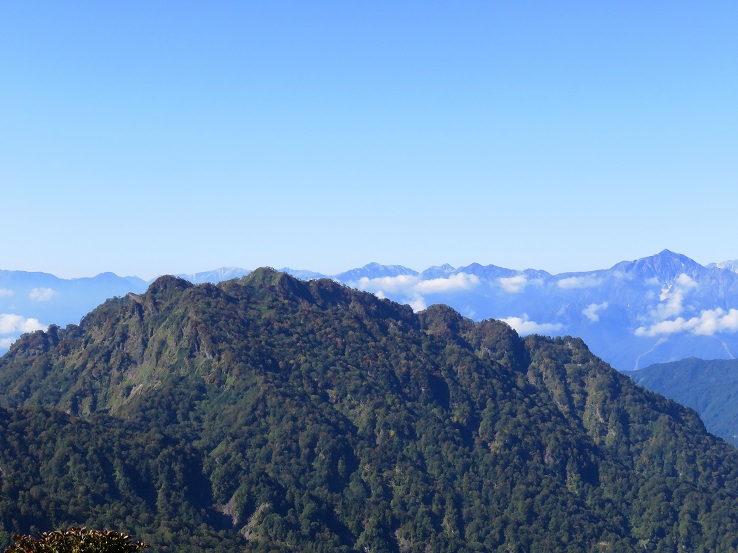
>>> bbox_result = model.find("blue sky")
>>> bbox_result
[2,1,737,279]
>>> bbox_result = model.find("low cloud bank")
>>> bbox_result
[655,274,697,319]
[501,315,563,336]
[0,313,47,349]
[356,275,419,294]
[416,273,480,294]
[499,275,528,293]
[356,273,479,296]
[557,275,601,289]
[633,274,736,338]
[355,273,480,313]
[636,308,738,338]
[0,313,46,335]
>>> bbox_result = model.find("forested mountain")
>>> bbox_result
[626,358,738,448]
[2,269,738,551]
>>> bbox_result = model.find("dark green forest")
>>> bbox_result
[2,269,738,551]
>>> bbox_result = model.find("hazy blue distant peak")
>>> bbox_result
[0,269,146,290]
[709,259,738,273]
[520,268,553,279]
[334,262,419,282]
[0,270,64,287]
[420,264,456,279]
[608,249,706,281]
[177,267,252,284]
[455,263,518,280]
[125,275,151,286]
[71,272,148,287]
[87,272,122,279]
[280,268,327,280]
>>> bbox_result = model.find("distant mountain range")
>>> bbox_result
[4,250,738,371]
[0,270,148,350]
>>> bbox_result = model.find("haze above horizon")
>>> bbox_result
[2,2,737,280]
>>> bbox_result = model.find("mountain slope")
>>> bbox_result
[0,405,245,551]
[2,270,738,550]
[626,358,738,447]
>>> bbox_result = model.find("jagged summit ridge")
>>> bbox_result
[610,249,706,281]
[334,262,419,282]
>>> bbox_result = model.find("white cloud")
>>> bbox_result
[635,318,688,337]
[635,308,738,338]
[499,275,528,293]
[0,314,47,335]
[0,337,14,349]
[691,308,738,336]
[501,314,564,336]
[634,275,722,338]
[29,287,57,302]
[0,289,14,298]
[357,273,479,296]
[655,273,698,319]
[356,273,479,314]
[408,297,427,312]
[415,273,479,294]
[356,275,419,295]
[582,302,609,322]
[556,275,601,289]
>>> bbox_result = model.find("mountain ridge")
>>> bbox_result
[5,250,738,370]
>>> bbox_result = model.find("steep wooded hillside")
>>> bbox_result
[0,405,245,551]
[626,357,738,447]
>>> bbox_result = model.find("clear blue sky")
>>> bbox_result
[2,1,737,279]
